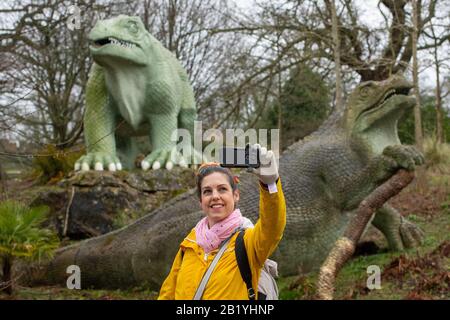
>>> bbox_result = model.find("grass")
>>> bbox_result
[1,286,159,300]
[423,139,450,171]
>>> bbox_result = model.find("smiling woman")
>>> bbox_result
[198,170,240,226]
[158,146,287,300]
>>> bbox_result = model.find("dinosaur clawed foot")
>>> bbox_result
[382,145,425,172]
[141,146,203,171]
[74,152,122,172]
[399,217,424,249]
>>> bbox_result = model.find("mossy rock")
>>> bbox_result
[31,169,196,239]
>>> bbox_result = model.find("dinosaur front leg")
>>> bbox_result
[141,113,183,171]
[342,145,425,209]
[75,64,122,172]
[372,204,424,251]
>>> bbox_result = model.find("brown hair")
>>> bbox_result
[196,163,239,199]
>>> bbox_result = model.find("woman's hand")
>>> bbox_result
[250,144,279,186]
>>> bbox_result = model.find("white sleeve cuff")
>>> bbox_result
[268,182,278,194]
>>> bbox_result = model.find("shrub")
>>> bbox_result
[32,145,84,184]
[0,200,59,295]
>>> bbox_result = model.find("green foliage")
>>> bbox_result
[0,201,59,261]
[32,145,85,184]
[398,96,450,144]
[258,65,331,149]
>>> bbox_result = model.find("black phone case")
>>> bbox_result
[219,145,260,169]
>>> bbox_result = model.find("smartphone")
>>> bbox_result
[219,144,260,169]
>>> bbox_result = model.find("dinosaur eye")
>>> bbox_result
[359,84,373,98]
[127,21,139,34]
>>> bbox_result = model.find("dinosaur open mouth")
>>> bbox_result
[92,37,137,49]
[360,85,414,121]
[379,87,411,104]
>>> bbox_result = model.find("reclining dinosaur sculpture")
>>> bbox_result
[34,74,424,290]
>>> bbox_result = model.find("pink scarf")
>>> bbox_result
[195,208,243,253]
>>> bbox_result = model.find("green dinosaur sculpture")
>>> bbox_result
[74,15,199,172]
[37,75,424,290]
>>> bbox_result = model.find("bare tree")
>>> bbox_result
[178,0,446,136]
[0,0,105,148]
[222,0,440,82]
[422,19,448,143]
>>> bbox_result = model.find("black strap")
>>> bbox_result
[235,230,256,300]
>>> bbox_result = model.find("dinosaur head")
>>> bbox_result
[344,74,415,154]
[88,15,150,67]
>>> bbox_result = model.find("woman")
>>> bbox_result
[158,145,286,300]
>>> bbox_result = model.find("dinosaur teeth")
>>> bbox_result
[105,37,136,49]
[382,89,396,102]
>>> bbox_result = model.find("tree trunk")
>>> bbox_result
[167,0,177,52]
[143,0,150,28]
[326,0,344,112]
[430,22,444,143]
[277,34,283,147]
[412,0,427,191]
[412,0,424,150]
[434,59,444,144]
[1,255,13,295]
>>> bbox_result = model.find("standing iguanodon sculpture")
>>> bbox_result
[31,74,425,292]
[74,15,200,172]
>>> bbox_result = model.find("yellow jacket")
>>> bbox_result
[158,179,286,300]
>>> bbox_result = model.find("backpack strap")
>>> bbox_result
[193,232,235,300]
[235,230,257,300]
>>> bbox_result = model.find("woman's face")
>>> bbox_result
[199,172,239,227]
